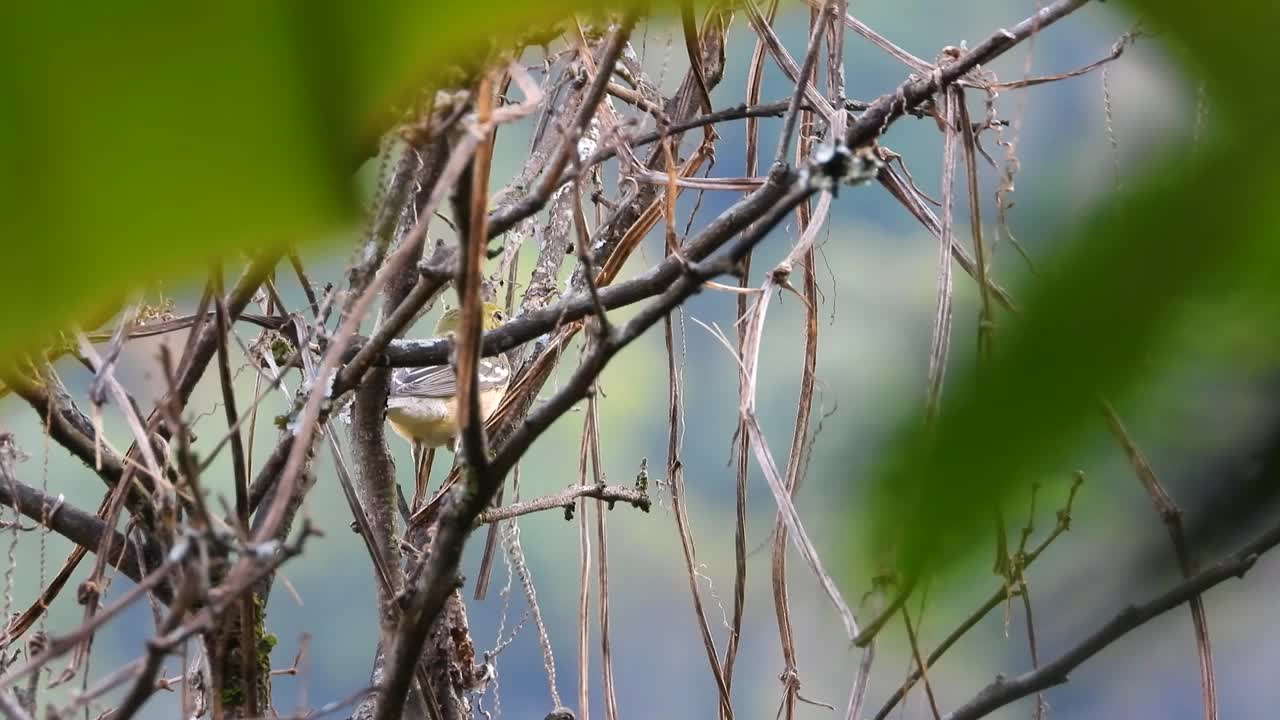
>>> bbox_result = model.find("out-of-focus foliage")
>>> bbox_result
[0,0,641,362]
[865,0,1280,576]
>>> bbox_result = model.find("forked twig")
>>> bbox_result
[874,473,1083,719]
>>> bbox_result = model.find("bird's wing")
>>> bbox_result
[390,357,511,399]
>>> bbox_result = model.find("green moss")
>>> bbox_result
[221,685,244,706]
[269,336,293,367]
[258,632,278,663]
[219,596,275,713]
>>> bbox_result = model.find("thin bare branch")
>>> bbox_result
[588,395,620,720]
[845,0,1092,149]
[823,1,933,72]
[986,30,1140,90]
[724,1,775,700]
[667,310,735,720]
[454,74,498,475]
[772,1,833,166]
[877,166,1017,313]
[108,573,199,720]
[874,472,1083,719]
[772,53,825,714]
[211,270,251,528]
[953,88,996,361]
[476,484,649,525]
[0,688,32,720]
[926,85,960,421]
[902,606,942,720]
[743,0,836,122]
[575,399,592,720]
[945,512,1280,720]
[1101,401,1218,720]
[488,15,639,239]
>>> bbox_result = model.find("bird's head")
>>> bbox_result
[433,302,508,335]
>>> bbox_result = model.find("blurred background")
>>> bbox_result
[6,1,1276,718]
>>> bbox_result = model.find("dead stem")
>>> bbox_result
[1101,401,1218,720]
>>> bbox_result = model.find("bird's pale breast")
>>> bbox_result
[386,388,506,449]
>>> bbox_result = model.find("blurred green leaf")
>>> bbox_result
[863,0,1280,576]
[0,0,639,362]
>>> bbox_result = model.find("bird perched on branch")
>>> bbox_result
[386,303,511,510]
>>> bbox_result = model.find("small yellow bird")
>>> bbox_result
[387,303,511,509]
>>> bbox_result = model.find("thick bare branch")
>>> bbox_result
[0,436,156,588]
